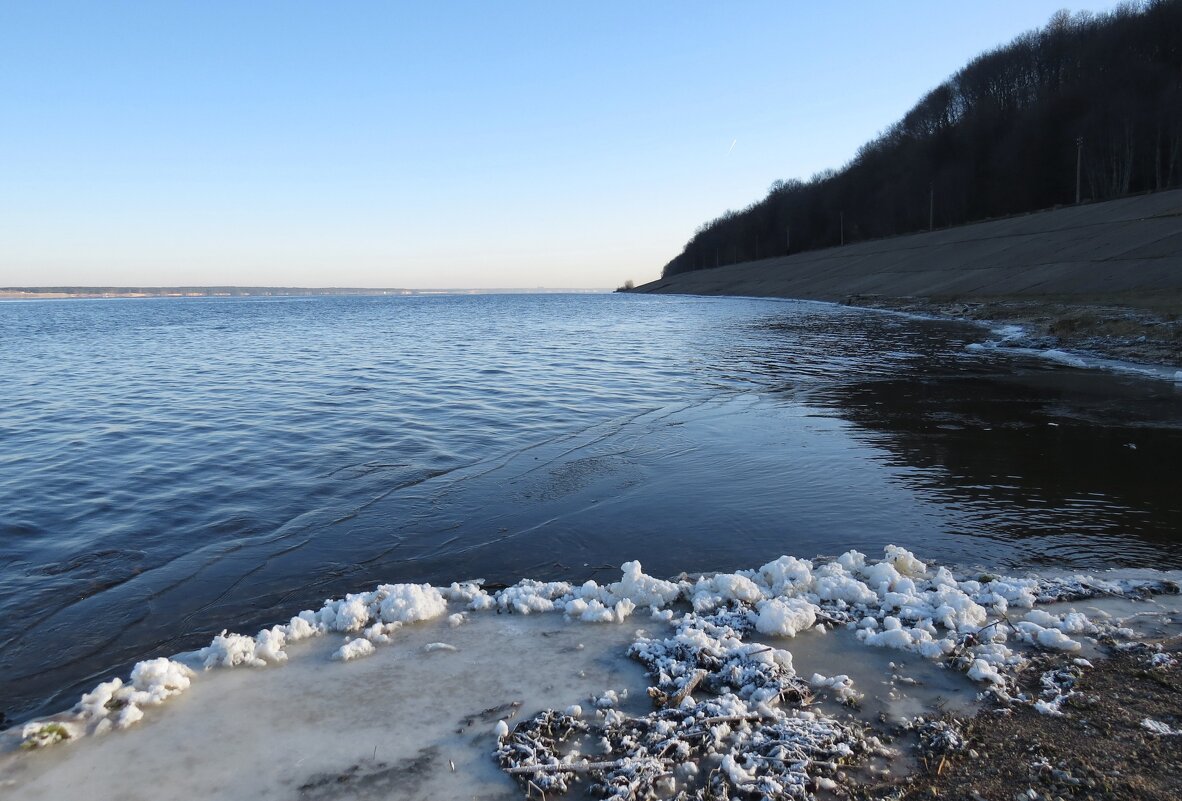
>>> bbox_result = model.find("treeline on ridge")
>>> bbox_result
[662,1,1182,278]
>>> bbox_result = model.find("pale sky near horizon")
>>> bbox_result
[1,1,1126,289]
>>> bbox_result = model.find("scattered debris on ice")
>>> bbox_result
[910,717,968,755]
[495,703,877,800]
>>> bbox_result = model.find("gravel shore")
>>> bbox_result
[841,294,1182,369]
[879,641,1182,801]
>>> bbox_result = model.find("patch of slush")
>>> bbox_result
[2,546,1179,800]
[783,627,979,723]
[1039,591,1182,661]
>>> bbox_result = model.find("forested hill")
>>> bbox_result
[662,1,1182,278]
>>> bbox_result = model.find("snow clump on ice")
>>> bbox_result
[38,658,196,740]
[753,597,817,637]
[331,638,376,662]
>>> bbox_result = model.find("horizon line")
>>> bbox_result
[0,286,617,302]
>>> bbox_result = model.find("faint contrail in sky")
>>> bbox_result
[726,138,737,156]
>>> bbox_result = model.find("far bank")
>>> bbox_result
[631,190,1182,367]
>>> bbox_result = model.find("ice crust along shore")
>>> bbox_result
[964,319,1182,382]
[3,547,1180,801]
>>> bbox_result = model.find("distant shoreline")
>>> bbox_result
[0,287,608,300]
[631,189,1182,368]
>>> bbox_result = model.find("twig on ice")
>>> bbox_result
[507,757,668,776]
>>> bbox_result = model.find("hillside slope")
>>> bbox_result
[636,189,1182,306]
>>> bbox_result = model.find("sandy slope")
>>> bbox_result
[633,190,1182,367]
[635,190,1182,303]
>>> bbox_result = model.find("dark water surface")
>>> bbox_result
[2,293,1180,722]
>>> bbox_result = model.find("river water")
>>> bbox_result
[1,293,1179,723]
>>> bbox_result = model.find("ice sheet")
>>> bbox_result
[0,613,651,801]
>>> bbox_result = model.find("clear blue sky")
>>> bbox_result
[0,1,1124,289]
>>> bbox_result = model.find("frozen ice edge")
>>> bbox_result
[3,545,1180,800]
[965,319,1182,382]
[656,295,1181,381]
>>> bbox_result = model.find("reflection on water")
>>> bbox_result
[812,368,1182,567]
[0,294,1179,723]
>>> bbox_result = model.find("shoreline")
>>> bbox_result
[891,642,1182,800]
[631,288,1182,376]
[840,294,1182,372]
[630,187,1182,372]
[4,548,1180,800]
